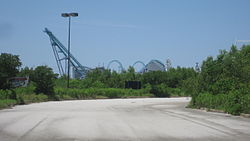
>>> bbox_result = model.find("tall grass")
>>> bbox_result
[191,91,250,115]
[54,87,153,100]
[14,87,48,104]
[0,99,17,109]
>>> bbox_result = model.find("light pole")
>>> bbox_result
[61,12,78,88]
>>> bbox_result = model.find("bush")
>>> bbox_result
[16,93,48,104]
[224,91,242,115]
[14,86,35,95]
[54,87,153,100]
[0,53,22,89]
[151,84,170,97]
[33,66,56,95]
[168,88,186,97]
[0,99,17,109]
[14,86,48,104]
[241,94,250,114]
[0,89,14,100]
[191,91,250,115]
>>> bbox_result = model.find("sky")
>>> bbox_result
[1,0,250,73]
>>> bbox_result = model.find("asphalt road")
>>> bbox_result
[0,97,250,141]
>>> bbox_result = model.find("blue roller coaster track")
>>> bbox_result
[44,28,91,78]
[107,60,125,72]
[44,27,166,77]
[132,61,146,73]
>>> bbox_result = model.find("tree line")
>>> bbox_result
[186,45,250,115]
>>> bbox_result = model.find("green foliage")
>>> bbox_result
[191,45,250,115]
[16,93,48,104]
[199,45,250,94]
[3,45,249,116]
[241,94,250,114]
[141,67,197,96]
[181,76,200,97]
[0,87,48,106]
[18,67,34,81]
[14,86,48,104]
[0,89,15,100]
[144,83,152,94]
[33,66,56,95]
[14,86,35,95]
[0,99,17,109]
[0,53,22,89]
[168,88,186,97]
[191,91,250,115]
[54,87,153,100]
[224,91,242,115]
[192,93,227,110]
[151,84,170,97]
[54,66,195,98]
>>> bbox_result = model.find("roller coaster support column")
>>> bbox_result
[61,12,78,88]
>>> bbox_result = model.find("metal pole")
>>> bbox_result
[67,16,71,88]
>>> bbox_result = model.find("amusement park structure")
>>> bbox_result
[132,61,146,72]
[44,28,91,78]
[44,28,167,78]
[107,60,125,73]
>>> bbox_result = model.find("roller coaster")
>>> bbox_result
[44,28,91,78]
[44,28,166,78]
[107,60,125,73]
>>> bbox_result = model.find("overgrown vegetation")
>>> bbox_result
[188,45,250,115]
[32,66,56,95]
[0,53,22,89]
[53,66,196,97]
[1,45,250,116]
[0,86,48,109]
[0,52,194,109]
[54,88,152,100]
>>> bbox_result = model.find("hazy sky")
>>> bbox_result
[1,0,250,73]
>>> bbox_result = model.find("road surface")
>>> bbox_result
[0,97,250,141]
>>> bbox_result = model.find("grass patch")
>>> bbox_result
[54,88,153,100]
[0,99,17,109]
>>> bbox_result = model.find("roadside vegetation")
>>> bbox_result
[0,53,194,109]
[1,45,250,116]
[186,45,250,115]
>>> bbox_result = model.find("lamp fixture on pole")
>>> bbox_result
[61,12,78,88]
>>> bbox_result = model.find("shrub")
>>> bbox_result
[32,66,56,95]
[14,86,48,104]
[241,94,250,114]
[224,91,242,115]
[191,90,250,115]
[0,99,17,109]
[151,84,170,97]
[0,53,22,89]
[0,89,13,100]
[54,87,153,100]
[168,88,186,97]
[16,93,48,104]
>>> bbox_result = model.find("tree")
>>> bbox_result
[0,53,22,89]
[32,66,56,95]
[126,66,136,80]
[18,67,34,81]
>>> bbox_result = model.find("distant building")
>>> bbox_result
[143,60,166,72]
